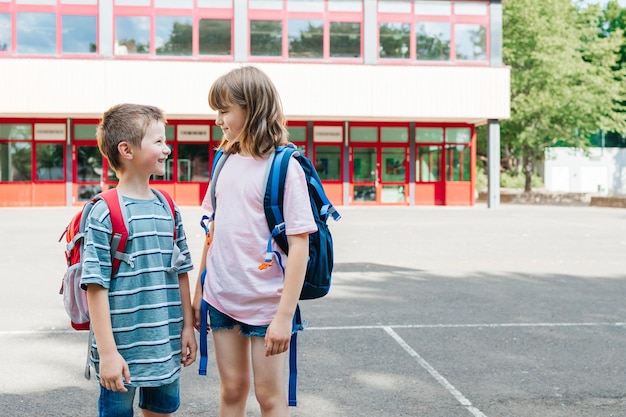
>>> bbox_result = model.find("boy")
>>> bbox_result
[81,103,196,417]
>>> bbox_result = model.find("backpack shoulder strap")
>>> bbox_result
[264,144,298,255]
[97,188,129,275]
[209,149,228,220]
[152,188,177,240]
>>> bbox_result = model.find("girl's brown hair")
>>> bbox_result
[96,103,166,172]
[208,66,288,158]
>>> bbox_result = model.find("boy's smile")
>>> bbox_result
[133,120,170,177]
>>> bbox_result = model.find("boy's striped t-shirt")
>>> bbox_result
[80,195,193,387]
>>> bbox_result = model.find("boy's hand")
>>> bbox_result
[264,315,292,356]
[99,351,131,392]
[180,326,197,366]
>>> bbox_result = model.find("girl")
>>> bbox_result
[193,66,316,417]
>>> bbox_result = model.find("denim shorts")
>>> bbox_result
[207,303,269,337]
[98,379,180,417]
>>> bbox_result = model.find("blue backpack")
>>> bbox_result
[198,143,341,406]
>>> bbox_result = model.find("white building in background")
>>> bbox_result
[0,0,509,207]
[544,147,626,195]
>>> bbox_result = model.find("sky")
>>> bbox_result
[580,0,626,6]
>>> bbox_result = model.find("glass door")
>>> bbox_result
[350,124,409,204]
[381,146,407,203]
[352,146,377,202]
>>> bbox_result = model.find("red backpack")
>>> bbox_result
[59,188,176,331]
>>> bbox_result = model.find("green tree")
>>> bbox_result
[157,21,192,56]
[502,0,626,191]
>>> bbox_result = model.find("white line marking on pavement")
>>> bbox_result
[383,326,488,417]
[305,322,625,331]
[1,321,623,336]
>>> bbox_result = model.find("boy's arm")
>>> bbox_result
[86,284,130,392]
[178,271,197,366]
[265,232,308,357]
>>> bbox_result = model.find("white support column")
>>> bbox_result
[233,0,248,62]
[487,119,501,208]
[99,0,113,57]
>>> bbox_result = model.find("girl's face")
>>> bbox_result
[215,103,246,144]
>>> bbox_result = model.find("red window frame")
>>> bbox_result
[113,1,234,61]
[248,1,363,64]
[377,0,490,66]
[0,1,98,58]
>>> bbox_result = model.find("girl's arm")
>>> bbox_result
[265,232,309,356]
[192,223,212,331]
[86,284,131,392]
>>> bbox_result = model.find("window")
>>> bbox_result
[382,148,405,182]
[416,127,444,143]
[0,143,31,181]
[315,145,341,181]
[62,15,97,53]
[177,143,209,182]
[0,124,32,182]
[112,2,233,59]
[199,19,231,55]
[0,13,10,52]
[379,22,410,59]
[115,16,150,54]
[416,127,443,182]
[156,15,192,56]
[377,0,489,64]
[76,145,101,182]
[73,123,97,140]
[353,147,376,182]
[250,20,282,56]
[445,128,471,181]
[2,2,99,56]
[381,127,408,143]
[350,127,377,142]
[330,22,361,58]
[416,22,450,61]
[249,0,363,61]
[212,125,223,142]
[455,23,486,61]
[445,144,470,181]
[17,12,56,54]
[417,146,441,181]
[288,19,323,59]
[36,144,64,180]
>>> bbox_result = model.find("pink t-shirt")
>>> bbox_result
[201,153,317,325]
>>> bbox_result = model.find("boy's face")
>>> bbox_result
[132,120,170,177]
[215,103,246,144]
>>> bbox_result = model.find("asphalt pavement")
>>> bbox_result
[0,204,625,417]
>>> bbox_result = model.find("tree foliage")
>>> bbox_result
[499,0,626,191]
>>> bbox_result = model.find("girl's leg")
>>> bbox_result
[250,337,289,417]
[213,328,252,417]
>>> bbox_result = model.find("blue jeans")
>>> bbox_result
[207,303,303,336]
[98,379,180,417]
[207,303,270,337]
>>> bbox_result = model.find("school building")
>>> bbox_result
[0,0,509,207]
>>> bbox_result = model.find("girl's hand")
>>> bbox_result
[264,315,292,356]
[192,289,202,332]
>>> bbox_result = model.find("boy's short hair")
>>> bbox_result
[97,103,167,172]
